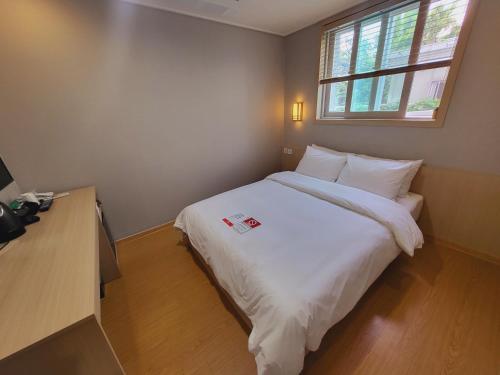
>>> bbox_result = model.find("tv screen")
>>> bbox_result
[0,158,14,190]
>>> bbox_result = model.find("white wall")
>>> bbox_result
[0,0,285,238]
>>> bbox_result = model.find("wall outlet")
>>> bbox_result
[283,147,294,155]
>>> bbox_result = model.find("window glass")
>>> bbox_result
[317,0,471,122]
[373,74,406,111]
[418,0,469,63]
[381,3,419,69]
[332,27,354,77]
[351,78,373,112]
[406,67,449,117]
[327,82,348,112]
[356,18,382,73]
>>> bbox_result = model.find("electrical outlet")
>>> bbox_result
[287,148,293,155]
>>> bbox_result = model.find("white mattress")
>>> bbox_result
[175,172,423,375]
[397,192,424,220]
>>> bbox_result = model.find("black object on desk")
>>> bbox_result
[39,198,53,212]
[12,201,40,226]
[0,201,26,243]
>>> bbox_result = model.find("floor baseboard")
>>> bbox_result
[424,235,500,266]
[115,221,174,247]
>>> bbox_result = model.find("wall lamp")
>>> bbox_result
[292,102,303,121]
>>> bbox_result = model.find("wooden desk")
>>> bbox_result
[0,187,124,374]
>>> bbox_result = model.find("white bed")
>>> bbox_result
[397,192,424,220]
[175,171,423,375]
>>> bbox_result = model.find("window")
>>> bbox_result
[317,0,475,125]
[429,79,446,98]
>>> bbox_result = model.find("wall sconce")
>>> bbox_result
[292,102,303,121]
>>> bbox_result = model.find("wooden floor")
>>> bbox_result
[101,225,500,375]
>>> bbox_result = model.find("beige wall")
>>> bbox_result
[284,0,500,175]
[0,0,284,239]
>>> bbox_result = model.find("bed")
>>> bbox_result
[175,171,423,375]
[396,192,424,221]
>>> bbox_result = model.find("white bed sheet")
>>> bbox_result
[397,192,424,220]
[175,172,423,375]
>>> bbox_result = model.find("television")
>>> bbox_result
[0,157,20,204]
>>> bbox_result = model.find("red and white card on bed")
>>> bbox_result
[223,213,261,234]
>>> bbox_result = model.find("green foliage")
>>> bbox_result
[351,78,373,111]
[329,82,348,112]
[332,30,354,76]
[407,98,440,111]
[379,101,400,111]
[390,8,418,54]
[423,5,461,44]
[356,20,381,73]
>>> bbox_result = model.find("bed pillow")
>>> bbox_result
[358,154,422,197]
[296,146,347,181]
[337,154,414,200]
[397,159,423,196]
[312,144,423,196]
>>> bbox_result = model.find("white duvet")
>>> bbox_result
[175,171,423,375]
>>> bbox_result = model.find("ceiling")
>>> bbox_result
[120,0,365,36]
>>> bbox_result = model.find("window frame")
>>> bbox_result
[314,0,479,127]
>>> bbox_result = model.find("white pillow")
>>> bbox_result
[312,145,422,196]
[357,154,422,197]
[398,160,422,196]
[337,154,414,200]
[296,146,347,181]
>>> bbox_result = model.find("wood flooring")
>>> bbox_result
[101,225,500,375]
